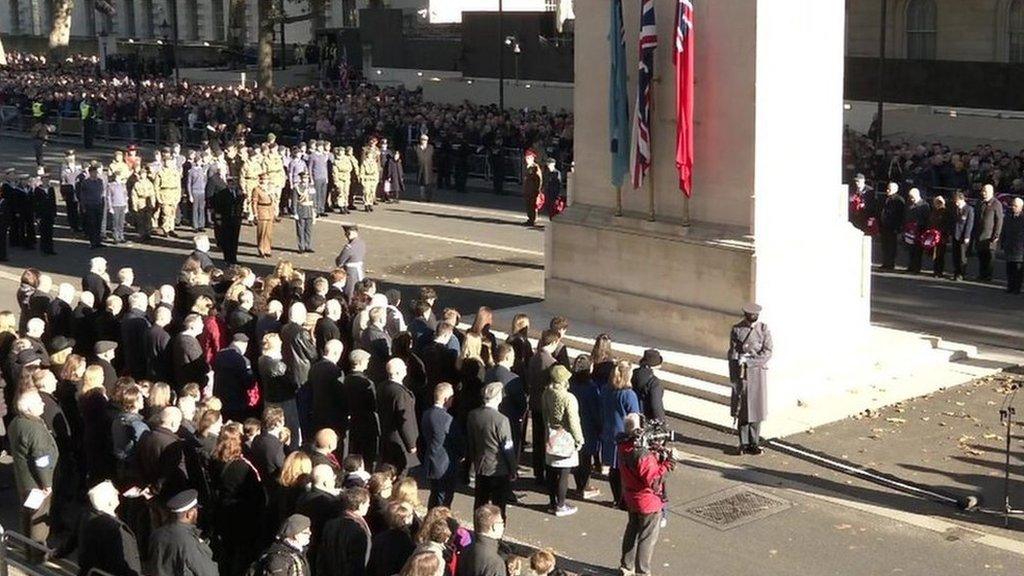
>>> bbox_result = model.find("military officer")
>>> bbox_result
[359,139,380,212]
[332,146,357,214]
[60,150,82,232]
[210,164,244,264]
[335,224,366,298]
[727,303,773,455]
[154,150,183,237]
[146,489,218,576]
[240,147,262,223]
[253,174,276,258]
[265,136,287,219]
[32,171,57,255]
[522,150,543,227]
[131,166,158,242]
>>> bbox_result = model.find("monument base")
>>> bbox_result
[544,204,754,357]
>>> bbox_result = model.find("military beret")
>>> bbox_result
[641,349,663,367]
[167,489,199,513]
[278,514,311,539]
[48,335,76,354]
[94,340,118,355]
[742,303,763,315]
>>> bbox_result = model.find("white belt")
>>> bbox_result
[344,262,365,278]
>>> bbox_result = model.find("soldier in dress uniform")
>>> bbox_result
[131,166,158,242]
[15,173,36,249]
[727,303,773,455]
[522,150,543,226]
[335,225,366,298]
[32,171,57,255]
[253,174,276,258]
[210,165,244,264]
[60,150,82,232]
[341,146,359,214]
[265,136,287,220]
[330,147,352,215]
[154,150,183,237]
[3,170,22,248]
[359,139,380,212]
[241,147,263,224]
[147,489,218,576]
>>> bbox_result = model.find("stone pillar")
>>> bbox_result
[547,0,871,411]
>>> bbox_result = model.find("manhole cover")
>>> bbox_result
[674,486,792,531]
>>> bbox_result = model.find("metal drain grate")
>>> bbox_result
[675,486,792,531]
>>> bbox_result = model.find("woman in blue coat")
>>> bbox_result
[600,360,639,507]
[569,354,602,500]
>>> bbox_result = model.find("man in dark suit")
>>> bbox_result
[315,300,344,357]
[295,464,341,570]
[46,283,76,340]
[376,359,419,476]
[281,302,318,440]
[878,182,906,270]
[133,407,189,497]
[420,382,457,508]
[950,191,975,281]
[976,184,1005,282]
[1001,197,1024,293]
[310,339,346,437]
[342,350,380,470]
[82,256,111,304]
[457,504,507,576]
[93,340,119,394]
[120,293,152,380]
[903,188,930,273]
[317,487,372,576]
[421,322,459,391]
[212,334,254,423]
[227,290,256,341]
[170,315,208,393]
[146,306,174,383]
[188,234,215,270]
[250,407,288,485]
[209,165,243,264]
[33,177,57,255]
[466,382,517,519]
[78,481,143,576]
[487,343,527,466]
[361,307,391,383]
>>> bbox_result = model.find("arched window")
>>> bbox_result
[1010,0,1024,62]
[905,0,937,60]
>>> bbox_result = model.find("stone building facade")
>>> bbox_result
[847,0,1024,62]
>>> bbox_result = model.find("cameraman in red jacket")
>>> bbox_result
[617,413,673,576]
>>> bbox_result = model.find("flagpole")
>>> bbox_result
[683,193,691,226]
[615,185,623,216]
[647,178,655,221]
[648,76,656,222]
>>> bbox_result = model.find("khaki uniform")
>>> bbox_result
[108,160,131,181]
[130,176,157,239]
[359,147,380,207]
[240,156,263,220]
[252,185,275,256]
[264,151,286,215]
[153,166,182,234]
[332,153,357,208]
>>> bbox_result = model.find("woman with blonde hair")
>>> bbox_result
[399,551,444,576]
[143,381,172,422]
[276,450,313,523]
[506,313,533,376]
[600,360,640,507]
[468,306,498,366]
[390,476,425,533]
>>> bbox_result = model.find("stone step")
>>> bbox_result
[661,389,735,433]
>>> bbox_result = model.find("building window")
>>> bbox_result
[544,0,557,11]
[1011,0,1024,62]
[10,0,21,34]
[905,0,937,60]
[211,0,226,41]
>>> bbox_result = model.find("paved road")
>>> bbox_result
[1,139,1023,574]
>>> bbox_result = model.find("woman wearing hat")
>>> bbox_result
[542,364,584,517]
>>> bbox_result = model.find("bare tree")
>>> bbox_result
[258,0,275,95]
[50,0,75,51]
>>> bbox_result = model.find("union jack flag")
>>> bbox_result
[631,0,657,190]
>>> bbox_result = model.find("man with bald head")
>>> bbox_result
[903,188,930,274]
[1001,197,1024,293]
[977,183,1005,282]
[134,406,189,497]
[295,462,341,569]
[310,339,346,437]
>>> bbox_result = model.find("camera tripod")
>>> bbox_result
[997,385,1024,527]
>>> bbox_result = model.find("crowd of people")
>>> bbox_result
[0,51,574,176]
[0,243,675,576]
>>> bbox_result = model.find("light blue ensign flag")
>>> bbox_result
[609,0,631,189]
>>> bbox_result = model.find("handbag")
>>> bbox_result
[546,426,575,459]
[534,191,546,211]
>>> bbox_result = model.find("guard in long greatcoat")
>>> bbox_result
[727,303,772,455]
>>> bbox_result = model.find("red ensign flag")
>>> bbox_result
[674,0,694,196]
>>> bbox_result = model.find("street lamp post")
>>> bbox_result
[158,18,179,84]
[279,0,287,71]
[505,35,521,86]
[876,0,887,147]
[497,0,504,109]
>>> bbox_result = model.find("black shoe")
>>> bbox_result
[745,445,764,455]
